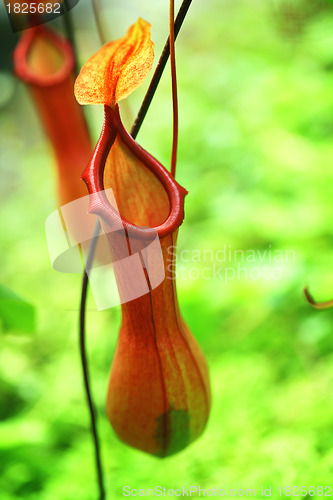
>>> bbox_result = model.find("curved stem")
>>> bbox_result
[79,220,105,500]
[304,286,333,310]
[169,0,178,177]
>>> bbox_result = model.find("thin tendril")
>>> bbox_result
[91,0,109,45]
[79,2,194,498]
[131,0,193,139]
[304,286,333,310]
[169,0,179,177]
[79,220,105,500]
[62,7,79,75]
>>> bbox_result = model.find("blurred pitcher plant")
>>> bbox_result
[13,24,92,208]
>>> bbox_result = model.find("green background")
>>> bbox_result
[2,0,333,497]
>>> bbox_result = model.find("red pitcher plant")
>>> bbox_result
[74,18,211,457]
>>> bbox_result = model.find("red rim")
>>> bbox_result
[13,25,74,87]
[82,105,188,240]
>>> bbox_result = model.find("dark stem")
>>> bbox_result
[79,220,105,500]
[130,0,193,139]
[62,7,79,75]
[79,1,193,498]
[169,0,179,177]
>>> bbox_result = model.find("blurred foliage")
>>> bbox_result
[0,284,35,333]
[2,0,333,498]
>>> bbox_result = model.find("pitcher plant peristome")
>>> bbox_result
[75,18,211,457]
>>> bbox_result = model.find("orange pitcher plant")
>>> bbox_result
[75,18,211,457]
